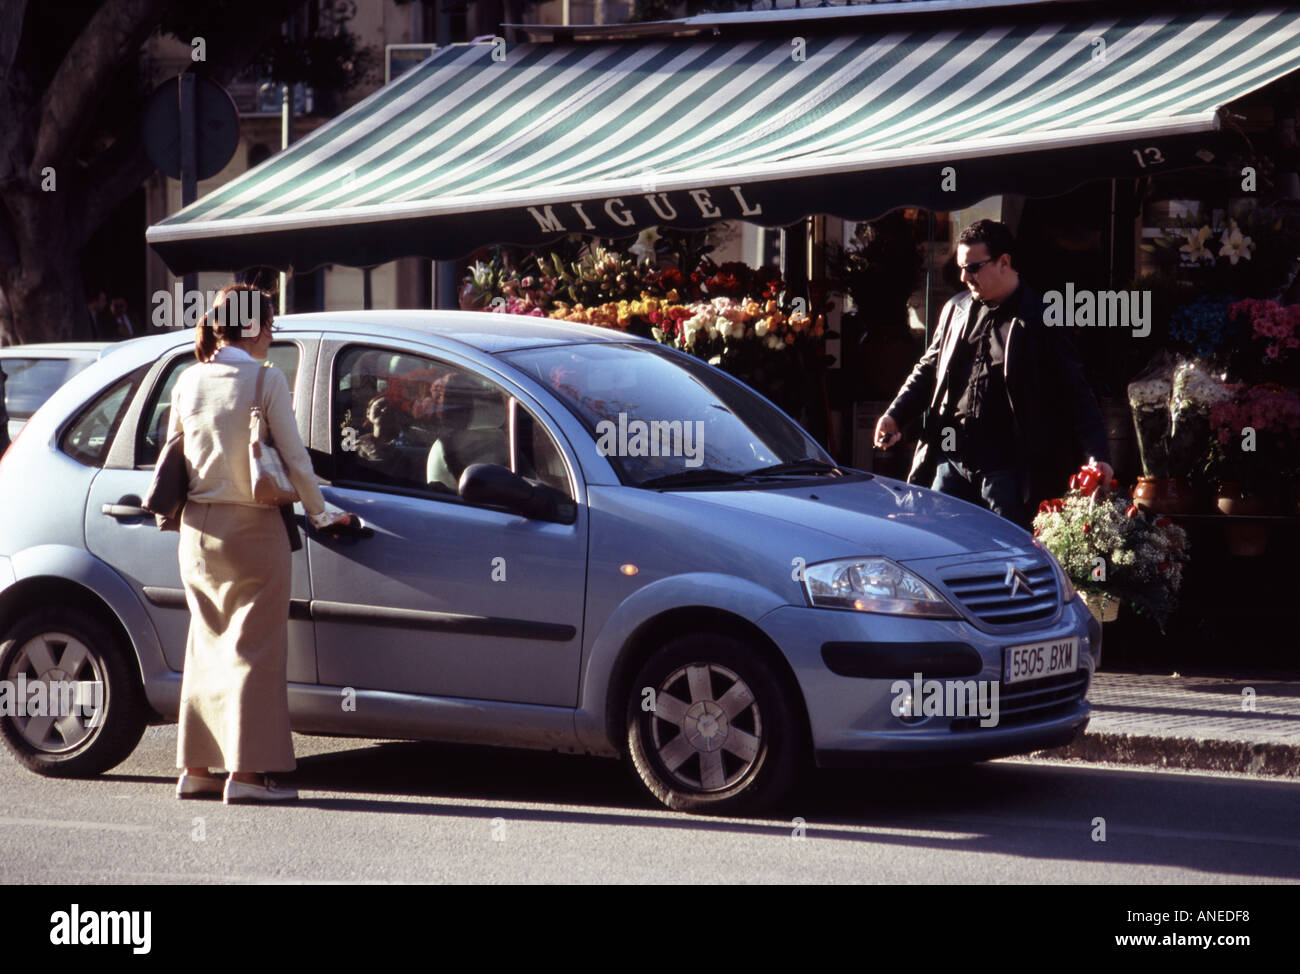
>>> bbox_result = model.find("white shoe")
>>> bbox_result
[176,771,224,799]
[223,776,298,804]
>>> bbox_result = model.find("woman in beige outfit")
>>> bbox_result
[170,285,351,804]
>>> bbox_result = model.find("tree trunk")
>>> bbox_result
[0,185,87,343]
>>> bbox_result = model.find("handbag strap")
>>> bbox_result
[253,362,267,414]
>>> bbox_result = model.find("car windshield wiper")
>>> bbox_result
[744,458,846,478]
[639,468,750,488]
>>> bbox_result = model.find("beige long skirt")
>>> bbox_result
[175,501,295,773]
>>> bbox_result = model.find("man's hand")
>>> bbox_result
[875,413,902,449]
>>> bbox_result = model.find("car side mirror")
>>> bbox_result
[459,463,572,522]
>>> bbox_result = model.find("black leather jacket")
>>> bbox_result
[884,284,1110,505]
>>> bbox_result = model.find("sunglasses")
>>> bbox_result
[957,257,995,276]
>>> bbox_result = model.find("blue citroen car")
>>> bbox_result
[0,312,1098,814]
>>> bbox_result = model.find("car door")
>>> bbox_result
[306,338,588,707]
[83,339,319,683]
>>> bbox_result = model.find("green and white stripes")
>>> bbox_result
[147,7,1300,267]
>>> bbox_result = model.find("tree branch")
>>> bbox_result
[0,0,27,92]
[31,0,168,176]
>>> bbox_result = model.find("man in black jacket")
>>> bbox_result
[874,220,1111,528]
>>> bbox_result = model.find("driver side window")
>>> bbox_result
[331,345,572,503]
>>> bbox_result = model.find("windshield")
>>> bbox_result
[503,342,829,487]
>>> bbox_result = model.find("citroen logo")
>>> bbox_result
[1004,564,1034,598]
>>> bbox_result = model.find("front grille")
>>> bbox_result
[941,561,1058,626]
[950,670,1089,732]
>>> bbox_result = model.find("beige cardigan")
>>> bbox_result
[167,351,327,518]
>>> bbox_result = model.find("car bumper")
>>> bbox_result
[757,595,1100,768]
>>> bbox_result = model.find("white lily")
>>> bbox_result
[1179,225,1213,262]
[1218,223,1254,264]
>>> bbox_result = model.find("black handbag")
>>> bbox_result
[143,430,188,532]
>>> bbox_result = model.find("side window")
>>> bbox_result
[59,369,143,468]
[332,345,572,504]
[137,343,301,466]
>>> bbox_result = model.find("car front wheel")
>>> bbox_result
[626,633,804,815]
[0,606,147,777]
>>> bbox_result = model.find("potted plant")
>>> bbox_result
[1033,465,1190,632]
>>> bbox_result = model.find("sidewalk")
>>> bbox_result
[1035,671,1300,777]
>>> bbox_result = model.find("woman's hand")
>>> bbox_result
[310,510,359,534]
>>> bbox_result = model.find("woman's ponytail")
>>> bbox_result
[193,283,274,361]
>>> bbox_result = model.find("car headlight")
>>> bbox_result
[1032,539,1075,603]
[801,557,959,618]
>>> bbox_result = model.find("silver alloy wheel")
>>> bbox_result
[648,662,763,792]
[3,631,105,753]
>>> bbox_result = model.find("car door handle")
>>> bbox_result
[102,502,150,518]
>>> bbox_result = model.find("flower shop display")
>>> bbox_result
[1126,350,1239,514]
[460,244,833,416]
[1204,382,1300,503]
[1228,297,1300,385]
[1033,464,1190,631]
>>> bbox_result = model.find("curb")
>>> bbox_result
[1033,732,1300,777]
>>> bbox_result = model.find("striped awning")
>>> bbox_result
[147,6,1300,275]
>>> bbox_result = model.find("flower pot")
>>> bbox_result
[1216,482,1271,556]
[1132,476,1200,516]
[1083,592,1120,623]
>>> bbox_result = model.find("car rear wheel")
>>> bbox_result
[626,633,804,815]
[0,606,147,777]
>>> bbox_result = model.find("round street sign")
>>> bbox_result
[141,76,240,181]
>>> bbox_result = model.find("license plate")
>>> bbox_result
[1003,637,1079,685]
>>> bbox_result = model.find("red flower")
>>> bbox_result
[1037,498,1064,515]
[1070,464,1103,497]
[1081,522,1091,534]
[1125,505,1139,518]
[1155,517,1172,527]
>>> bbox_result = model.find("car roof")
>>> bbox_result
[43,312,657,379]
[278,310,650,353]
[0,342,112,357]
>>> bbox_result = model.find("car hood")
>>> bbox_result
[670,475,1034,561]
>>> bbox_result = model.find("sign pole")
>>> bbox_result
[279,84,296,315]
[179,72,198,305]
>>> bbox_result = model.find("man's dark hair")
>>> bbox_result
[957,219,1016,268]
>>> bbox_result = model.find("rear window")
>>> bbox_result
[2,357,93,420]
[59,369,142,468]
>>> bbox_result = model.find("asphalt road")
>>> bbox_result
[1,724,1298,884]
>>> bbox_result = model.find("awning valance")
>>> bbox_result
[147,6,1300,275]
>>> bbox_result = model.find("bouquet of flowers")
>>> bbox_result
[1033,464,1191,632]
[1229,298,1300,381]
[1127,351,1175,477]
[1169,357,1235,476]
[1167,294,1240,357]
[1127,351,1234,479]
[1205,383,1300,495]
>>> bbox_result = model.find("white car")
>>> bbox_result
[0,343,113,444]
